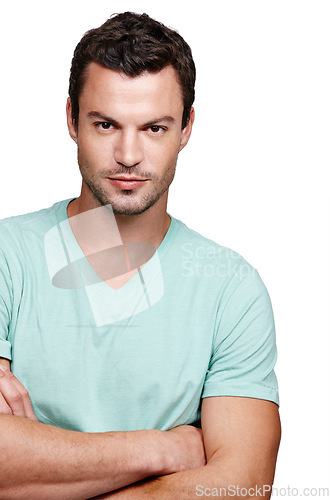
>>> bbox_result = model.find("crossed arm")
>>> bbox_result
[0,358,281,499]
[93,396,281,499]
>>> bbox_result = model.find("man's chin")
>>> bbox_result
[111,205,151,216]
[102,197,149,216]
[88,192,144,215]
[88,185,162,216]
[106,191,161,216]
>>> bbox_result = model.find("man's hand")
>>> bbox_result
[165,424,206,473]
[0,363,38,421]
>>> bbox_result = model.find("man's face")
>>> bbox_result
[67,62,194,215]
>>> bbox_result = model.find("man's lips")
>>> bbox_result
[108,177,149,190]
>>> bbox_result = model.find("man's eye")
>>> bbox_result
[96,122,113,130]
[148,126,164,134]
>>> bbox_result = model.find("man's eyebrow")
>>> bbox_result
[87,111,175,127]
[142,116,175,127]
[87,112,120,126]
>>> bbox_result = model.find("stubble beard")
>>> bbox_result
[77,148,177,215]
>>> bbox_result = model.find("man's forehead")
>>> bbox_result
[81,62,182,100]
[79,62,184,119]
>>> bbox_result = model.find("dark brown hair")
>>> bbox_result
[69,12,196,129]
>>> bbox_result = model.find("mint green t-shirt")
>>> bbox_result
[0,199,279,432]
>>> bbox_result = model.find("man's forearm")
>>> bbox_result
[0,414,175,500]
[100,459,274,500]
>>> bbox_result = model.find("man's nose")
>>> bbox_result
[114,130,144,167]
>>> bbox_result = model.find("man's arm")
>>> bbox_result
[0,363,205,500]
[100,396,281,499]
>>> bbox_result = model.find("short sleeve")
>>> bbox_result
[202,269,279,406]
[0,245,13,360]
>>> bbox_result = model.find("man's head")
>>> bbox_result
[66,12,196,216]
[69,12,195,130]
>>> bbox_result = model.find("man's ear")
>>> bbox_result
[66,97,78,144]
[179,107,195,152]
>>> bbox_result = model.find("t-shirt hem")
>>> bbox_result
[0,339,12,360]
[202,383,279,407]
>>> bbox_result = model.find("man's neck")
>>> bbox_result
[67,195,171,251]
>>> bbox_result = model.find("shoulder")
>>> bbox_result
[170,216,255,282]
[0,199,69,230]
[0,199,71,254]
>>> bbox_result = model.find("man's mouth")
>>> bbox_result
[108,177,149,190]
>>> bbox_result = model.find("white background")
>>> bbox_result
[0,1,329,497]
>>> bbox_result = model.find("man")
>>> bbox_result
[0,12,280,499]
